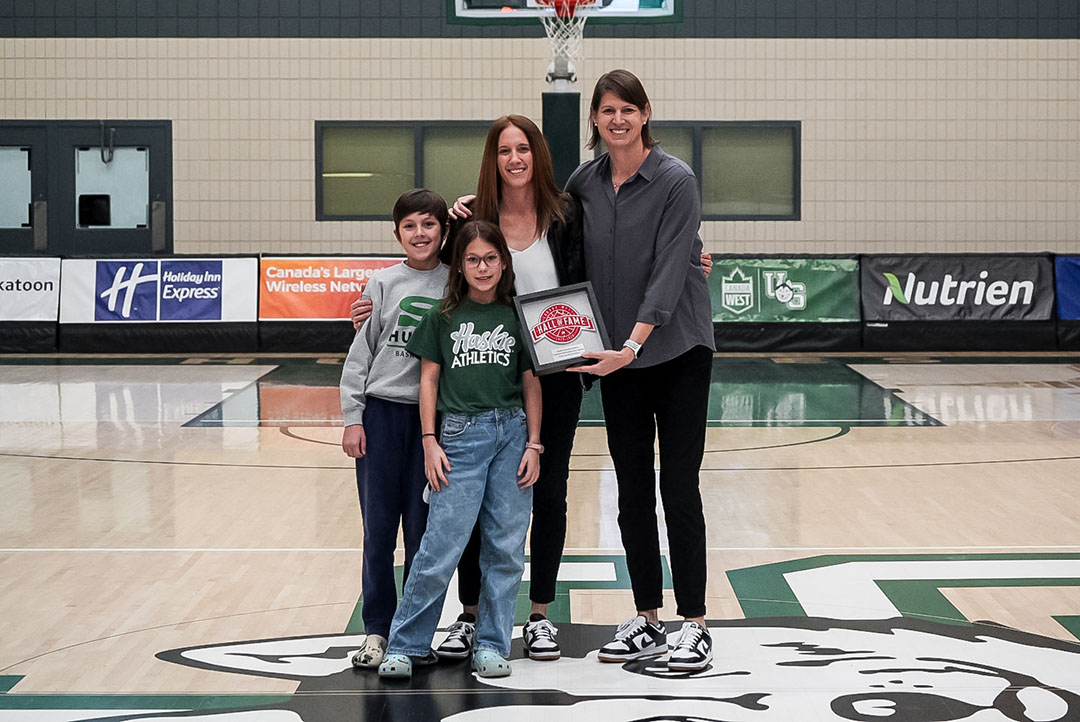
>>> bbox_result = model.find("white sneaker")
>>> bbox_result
[667,621,713,671]
[351,633,387,668]
[435,613,476,659]
[523,615,561,660]
[597,615,667,662]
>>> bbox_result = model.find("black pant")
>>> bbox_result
[600,345,711,619]
[457,371,584,607]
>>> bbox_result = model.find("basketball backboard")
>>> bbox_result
[449,0,679,23]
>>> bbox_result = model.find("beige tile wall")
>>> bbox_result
[2,37,1078,256]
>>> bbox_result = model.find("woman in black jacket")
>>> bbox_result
[354,114,585,662]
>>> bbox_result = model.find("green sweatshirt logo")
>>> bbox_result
[388,296,437,347]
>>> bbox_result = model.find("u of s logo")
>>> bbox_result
[531,303,595,344]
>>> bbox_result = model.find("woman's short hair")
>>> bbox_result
[587,68,655,150]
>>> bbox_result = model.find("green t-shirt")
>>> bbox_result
[406,298,532,414]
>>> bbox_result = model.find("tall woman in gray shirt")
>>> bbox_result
[567,69,716,671]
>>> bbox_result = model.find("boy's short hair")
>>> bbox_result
[393,189,449,233]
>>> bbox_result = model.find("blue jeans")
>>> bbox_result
[386,407,532,659]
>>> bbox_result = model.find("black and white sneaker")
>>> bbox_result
[667,620,713,671]
[597,615,667,662]
[435,613,476,660]
[523,614,561,660]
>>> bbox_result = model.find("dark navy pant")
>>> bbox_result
[356,395,428,637]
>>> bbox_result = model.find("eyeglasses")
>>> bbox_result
[464,254,502,269]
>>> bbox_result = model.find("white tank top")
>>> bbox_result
[509,232,560,295]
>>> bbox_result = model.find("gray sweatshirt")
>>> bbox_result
[339,261,450,425]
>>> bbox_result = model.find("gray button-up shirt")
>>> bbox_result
[566,146,715,368]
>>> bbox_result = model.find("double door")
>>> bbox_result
[0,121,172,256]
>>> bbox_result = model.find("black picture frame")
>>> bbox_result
[513,281,610,376]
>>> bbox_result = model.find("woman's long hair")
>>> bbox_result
[474,115,566,237]
[440,220,516,317]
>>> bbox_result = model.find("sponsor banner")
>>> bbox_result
[708,257,860,322]
[1056,257,1080,321]
[259,257,399,321]
[861,255,1054,322]
[0,257,61,321]
[59,258,258,323]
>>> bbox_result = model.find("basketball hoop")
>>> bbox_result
[536,0,598,88]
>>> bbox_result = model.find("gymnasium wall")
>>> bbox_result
[1,1,1078,257]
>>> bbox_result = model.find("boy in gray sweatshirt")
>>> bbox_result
[340,189,450,669]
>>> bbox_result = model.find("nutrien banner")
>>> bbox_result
[708,257,860,322]
[258,257,399,321]
[59,258,258,323]
[861,255,1054,322]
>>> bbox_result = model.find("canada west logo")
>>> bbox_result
[531,302,595,344]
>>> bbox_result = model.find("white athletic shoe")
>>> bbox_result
[597,615,667,662]
[667,620,713,671]
[523,615,561,660]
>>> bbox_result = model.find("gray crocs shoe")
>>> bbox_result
[351,634,387,669]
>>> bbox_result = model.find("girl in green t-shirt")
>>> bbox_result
[380,220,542,680]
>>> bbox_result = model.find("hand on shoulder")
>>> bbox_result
[448,195,476,221]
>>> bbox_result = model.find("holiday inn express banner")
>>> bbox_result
[259,257,399,321]
[59,258,258,323]
[708,257,860,323]
[861,255,1054,322]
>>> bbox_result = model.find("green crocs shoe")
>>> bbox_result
[378,653,412,679]
[471,649,512,678]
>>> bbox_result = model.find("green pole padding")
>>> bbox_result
[543,91,580,190]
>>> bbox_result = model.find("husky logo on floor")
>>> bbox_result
[137,617,1080,722]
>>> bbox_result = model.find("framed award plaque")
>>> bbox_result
[513,281,610,375]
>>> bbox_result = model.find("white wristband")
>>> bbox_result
[622,339,642,358]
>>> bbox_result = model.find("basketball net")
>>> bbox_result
[537,0,598,88]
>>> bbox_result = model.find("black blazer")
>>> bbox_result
[442,193,586,289]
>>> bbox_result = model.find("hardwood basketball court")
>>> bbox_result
[2,352,1079,721]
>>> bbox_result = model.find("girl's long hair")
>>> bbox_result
[440,220,516,317]
[474,115,566,237]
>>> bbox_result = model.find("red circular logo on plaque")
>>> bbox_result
[532,303,595,344]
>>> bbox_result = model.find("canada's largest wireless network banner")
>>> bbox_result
[258,257,399,321]
[59,258,258,323]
